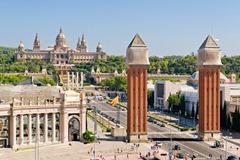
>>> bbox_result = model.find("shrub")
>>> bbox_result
[34,76,56,86]
[82,130,95,143]
[0,74,29,85]
[106,128,112,132]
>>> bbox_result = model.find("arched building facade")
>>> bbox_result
[0,86,86,149]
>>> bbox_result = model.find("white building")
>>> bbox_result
[154,81,182,110]
[154,72,240,114]
[0,85,86,149]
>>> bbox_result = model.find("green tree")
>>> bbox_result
[147,90,154,108]
[99,76,127,92]
[167,93,181,112]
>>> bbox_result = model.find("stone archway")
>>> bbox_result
[68,115,80,141]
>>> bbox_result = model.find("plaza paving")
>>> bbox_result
[0,117,167,160]
[0,141,167,160]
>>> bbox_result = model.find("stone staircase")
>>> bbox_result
[59,74,68,87]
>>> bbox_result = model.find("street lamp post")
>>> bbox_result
[169,106,173,160]
[93,106,97,160]
[225,129,230,160]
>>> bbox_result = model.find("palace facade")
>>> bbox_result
[15,28,107,75]
[0,85,86,149]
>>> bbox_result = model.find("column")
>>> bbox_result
[37,97,40,106]
[20,114,24,145]
[80,72,84,88]
[80,108,86,135]
[10,115,16,148]
[44,113,48,143]
[20,97,23,106]
[28,114,32,144]
[71,72,75,89]
[60,111,68,143]
[67,72,70,90]
[52,113,56,142]
[76,72,79,88]
[53,96,55,105]
[36,114,40,143]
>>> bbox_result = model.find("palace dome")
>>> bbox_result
[19,41,24,48]
[55,28,67,47]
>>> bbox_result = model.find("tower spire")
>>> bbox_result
[96,42,102,52]
[76,37,81,50]
[77,34,87,52]
[127,34,149,66]
[199,35,219,49]
[33,33,40,51]
[81,34,86,45]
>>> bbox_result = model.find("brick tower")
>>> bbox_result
[197,35,222,140]
[126,34,149,142]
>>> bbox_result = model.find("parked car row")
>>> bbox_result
[98,111,119,124]
[147,117,165,127]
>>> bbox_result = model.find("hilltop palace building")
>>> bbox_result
[15,28,107,75]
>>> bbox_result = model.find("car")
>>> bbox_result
[173,144,181,150]
[157,123,165,127]
[213,140,224,148]
[160,124,165,127]
[121,108,126,111]
[153,120,158,124]
[148,118,154,123]
[227,155,238,160]
[176,153,185,160]
[155,141,163,147]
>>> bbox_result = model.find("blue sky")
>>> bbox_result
[0,0,240,56]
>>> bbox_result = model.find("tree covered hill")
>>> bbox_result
[1,46,240,81]
[0,46,16,64]
[73,55,240,82]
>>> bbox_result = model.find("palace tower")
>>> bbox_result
[197,35,222,140]
[126,34,149,142]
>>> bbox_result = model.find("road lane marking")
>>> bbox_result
[176,142,209,158]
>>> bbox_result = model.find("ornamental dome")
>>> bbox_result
[97,42,102,49]
[56,28,67,47]
[18,41,25,51]
[19,41,24,48]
